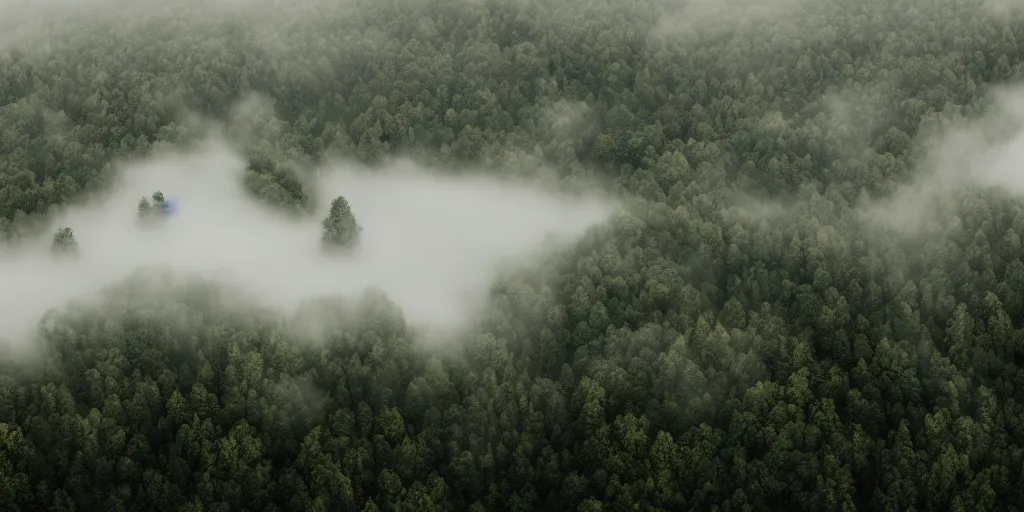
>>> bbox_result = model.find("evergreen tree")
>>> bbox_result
[321,195,361,249]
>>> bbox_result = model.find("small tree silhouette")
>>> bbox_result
[321,195,362,249]
[138,191,167,220]
[51,227,78,254]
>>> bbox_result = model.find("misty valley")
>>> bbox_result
[2,0,1024,510]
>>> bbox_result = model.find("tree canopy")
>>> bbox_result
[2,0,1024,510]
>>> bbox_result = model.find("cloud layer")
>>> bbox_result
[0,138,615,350]
[865,85,1024,230]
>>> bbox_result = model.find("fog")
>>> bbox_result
[0,0,354,52]
[866,84,1024,231]
[0,137,616,349]
[983,0,1024,17]
[651,0,806,39]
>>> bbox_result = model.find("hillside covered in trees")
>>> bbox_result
[4,0,1024,510]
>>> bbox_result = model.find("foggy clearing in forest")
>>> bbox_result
[865,84,1024,231]
[0,137,616,350]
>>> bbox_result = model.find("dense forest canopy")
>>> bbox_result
[3,0,1024,509]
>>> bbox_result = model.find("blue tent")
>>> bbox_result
[160,199,178,215]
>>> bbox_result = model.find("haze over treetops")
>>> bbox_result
[2,0,1024,510]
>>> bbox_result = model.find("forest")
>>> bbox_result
[3,0,1024,509]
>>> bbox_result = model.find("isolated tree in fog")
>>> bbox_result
[243,147,311,213]
[137,191,167,220]
[137,197,151,218]
[51,227,77,254]
[322,195,361,248]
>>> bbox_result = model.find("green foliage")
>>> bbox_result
[3,0,1024,510]
[321,195,361,249]
[137,191,166,220]
[243,147,312,214]
[50,226,77,254]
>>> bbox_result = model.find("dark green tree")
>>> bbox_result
[321,195,361,249]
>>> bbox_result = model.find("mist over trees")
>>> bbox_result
[3,0,1024,510]
[50,226,76,253]
[138,191,168,220]
[242,146,312,214]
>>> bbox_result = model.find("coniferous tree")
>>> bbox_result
[321,195,361,249]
